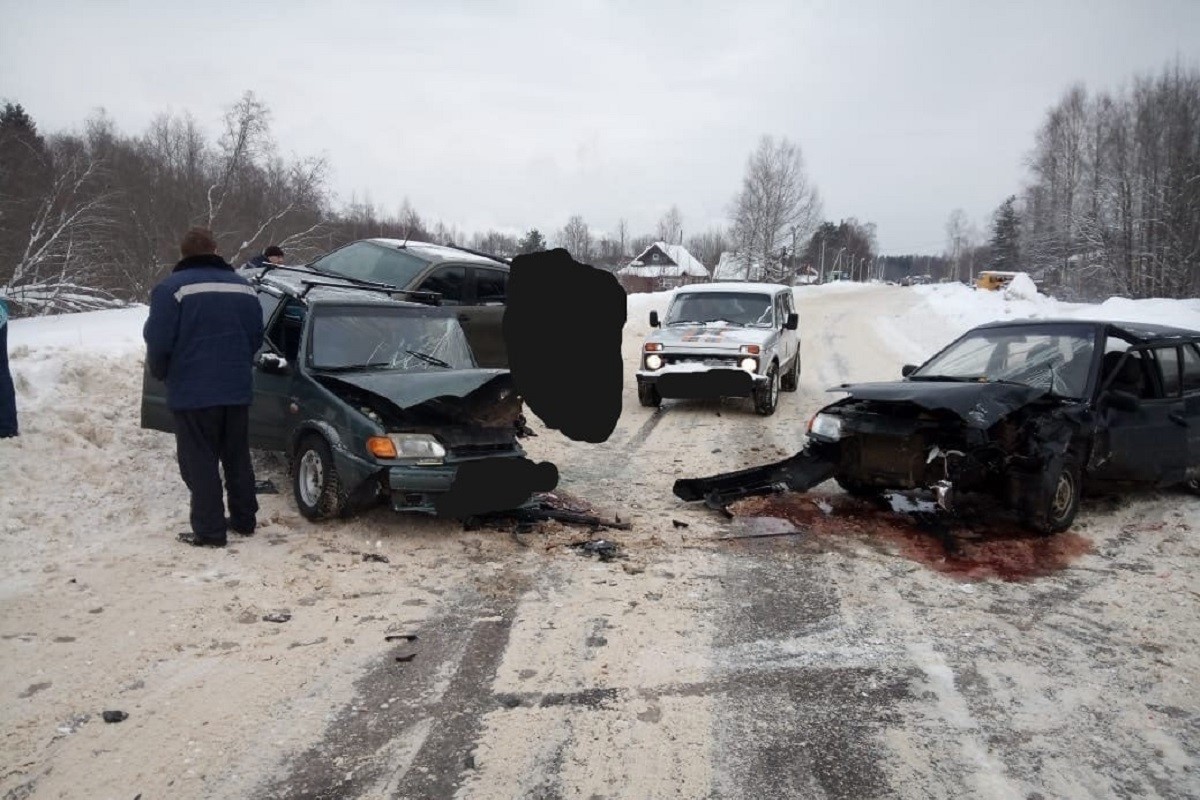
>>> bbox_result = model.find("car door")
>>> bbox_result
[1092,345,1188,485]
[1181,342,1200,479]
[248,296,302,451]
[466,266,509,368]
[780,290,799,366]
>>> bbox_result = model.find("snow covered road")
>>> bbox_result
[2,284,1199,799]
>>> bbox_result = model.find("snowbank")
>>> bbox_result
[879,283,1200,365]
[7,306,149,411]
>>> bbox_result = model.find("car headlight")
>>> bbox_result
[739,357,758,372]
[808,413,842,440]
[367,433,446,463]
[645,354,663,370]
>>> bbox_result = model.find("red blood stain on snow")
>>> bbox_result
[728,492,1093,582]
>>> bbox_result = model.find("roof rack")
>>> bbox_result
[434,242,513,265]
[248,264,443,306]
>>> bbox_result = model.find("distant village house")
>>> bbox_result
[616,242,709,293]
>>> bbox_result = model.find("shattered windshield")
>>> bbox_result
[912,327,1096,398]
[665,292,774,327]
[309,307,476,372]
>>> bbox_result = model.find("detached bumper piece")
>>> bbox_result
[673,449,837,510]
[654,368,754,399]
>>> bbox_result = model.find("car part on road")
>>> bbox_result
[673,450,837,510]
[101,710,128,724]
[262,612,292,623]
[254,479,279,494]
[570,538,622,561]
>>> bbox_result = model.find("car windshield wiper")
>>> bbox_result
[405,349,452,369]
[314,361,394,373]
[667,320,703,326]
[706,319,745,327]
[907,374,988,382]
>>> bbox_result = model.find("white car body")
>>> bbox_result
[635,282,801,414]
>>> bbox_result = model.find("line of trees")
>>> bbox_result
[945,61,1199,300]
[1,90,850,314]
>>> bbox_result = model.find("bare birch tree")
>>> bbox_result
[730,135,822,283]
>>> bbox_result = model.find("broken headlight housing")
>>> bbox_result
[387,433,447,464]
[808,413,843,441]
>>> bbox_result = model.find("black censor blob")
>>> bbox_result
[434,457,559,519]
[503,249,626,443]
[656,369,753,400]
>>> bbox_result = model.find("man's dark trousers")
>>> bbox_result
[173,405,257,543]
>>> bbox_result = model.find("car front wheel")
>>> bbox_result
[753,363,779,416]
[1027,457,1081,535]
[293,434,349,521]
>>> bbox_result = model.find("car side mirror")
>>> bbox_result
[649,310,660,328]
[257,352,289,374]
[784,312,799,331]
[901,364,918,377]
[1105,389,1140,413]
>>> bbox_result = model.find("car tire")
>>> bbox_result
[1028,457,1081,535]
[637,381,661,408]
[780,354,800,392]
[292,434,348,521]
[753,363,779,416]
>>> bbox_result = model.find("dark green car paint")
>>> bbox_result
[140,279,525,516]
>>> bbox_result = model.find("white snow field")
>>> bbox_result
[2,283,1198,799]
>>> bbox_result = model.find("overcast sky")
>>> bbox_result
[2,0,1197,253]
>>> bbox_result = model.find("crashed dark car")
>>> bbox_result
[141,267,527,520]
[676,319,1200,534]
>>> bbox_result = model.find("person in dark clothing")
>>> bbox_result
[144,228,265,548]
[242,244,285,271]
[0,297,17,438]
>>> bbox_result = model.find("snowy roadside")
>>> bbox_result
[875,277,1200,365]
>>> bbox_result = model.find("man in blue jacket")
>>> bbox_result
[0,296,17,438]
[144,227,265,547]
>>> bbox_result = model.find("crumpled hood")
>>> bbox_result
[651,324,770,351]
[830,380,1049,429]
[324,368,512,410]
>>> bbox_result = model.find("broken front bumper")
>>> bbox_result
[673,448,837,508]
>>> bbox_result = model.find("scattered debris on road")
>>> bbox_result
[671,519,689,529]
[101,710,128,723]
[360,552,389,564]
[262,612,292,623]
[254,479,278,494]
[570,539,622,562]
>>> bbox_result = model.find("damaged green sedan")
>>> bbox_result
[141,269,527,519]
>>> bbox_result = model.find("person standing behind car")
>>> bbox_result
[0,297,17,438]
[242,244,285,271]
[144,227,265,548]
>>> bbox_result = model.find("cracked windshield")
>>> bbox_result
[912,328,1095,398]
[310,309,474,372]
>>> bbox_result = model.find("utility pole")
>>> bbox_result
[819,239,826,284]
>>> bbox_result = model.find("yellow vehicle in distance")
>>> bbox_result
[975,270,1023,291]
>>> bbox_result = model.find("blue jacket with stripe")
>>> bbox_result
[143,254,265,411]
